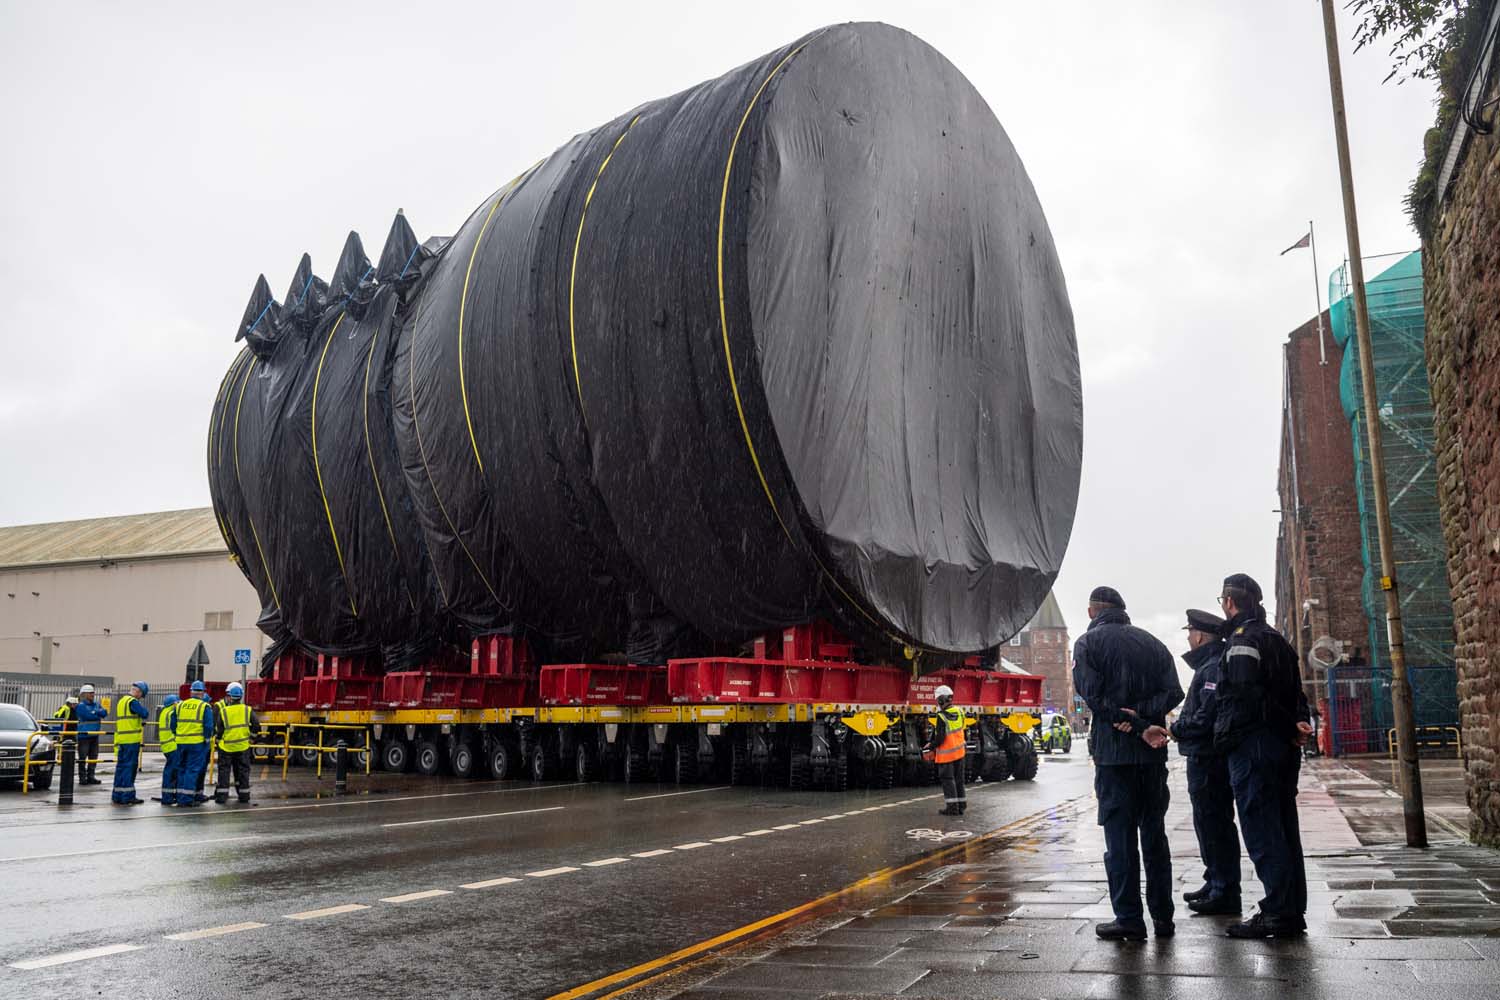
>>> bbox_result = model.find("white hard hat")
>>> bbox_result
[934,684,954,699]
[79,684,95,694]
[66,696,79,705]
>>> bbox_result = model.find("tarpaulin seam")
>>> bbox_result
[312,312,359,616]
[362,321,419,614]
[408,294,505,609]
[459,169,535,475]
[716,33,935,656]
[569,114,642,415]
[208,348,249,560]
[231,356,281,610]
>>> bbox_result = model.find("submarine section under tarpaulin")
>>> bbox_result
[207,21,1083,670]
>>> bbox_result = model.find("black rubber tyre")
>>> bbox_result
[983,750,1013,783]
[414,738,443,776]
[1060,733,1073,754]
[380,739,412,773]
[1008,734,1039,781]
[487,741,518,780]
[786,747,812,791]
[729,739,749,786]
[622,744,650,784]
[449,740,476,779]
[575,743,598,783]
[251,745,273,763]
[672,742,698,785]
[964,753,980,783]
[826,753,849,793]
[530,744,553,782]
[294,730,321,768]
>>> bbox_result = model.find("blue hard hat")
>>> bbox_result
[163,694,180,706]
[226,682,244,698]
[190,680,206,692]
[133,681,149,696]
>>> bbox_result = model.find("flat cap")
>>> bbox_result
[1222,573,1263,604]
[1184,608,1225,634]
[1089,585,1126,609]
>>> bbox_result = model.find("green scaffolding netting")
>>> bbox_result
[1328,250,1454,669]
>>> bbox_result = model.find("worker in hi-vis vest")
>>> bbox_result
[213,683,259,805]
[170,682,211,807]
[925,684,968,816]
[155,694,181,806]
[111,682,150,805]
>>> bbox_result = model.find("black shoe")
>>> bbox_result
[1188,895,1242,915]
[1095,921,1148,941]
[1154,920,1175,938]
[1183,884,1212,903]
[126,799,145,805]
[938,806,960,816]
[1226,912,1306,939]
[214,796,229,805]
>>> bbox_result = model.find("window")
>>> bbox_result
[204,611,234,630]
[1009,634,1022,646]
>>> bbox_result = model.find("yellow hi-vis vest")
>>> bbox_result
[174,697,208,745]
[218,701,252,753]
[933,707,967,764]
[158,702,179,755]
[115,694,144,745]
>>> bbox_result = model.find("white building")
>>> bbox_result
[0,508,263,689]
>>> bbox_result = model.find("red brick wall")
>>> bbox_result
[1425,114,1500,845]
[1011,627,1072,713]
[1276,314,1370,678]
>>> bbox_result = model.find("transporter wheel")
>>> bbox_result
[826,753,849,793]
[786,747,812,791]
[964,753,980,784]
[622,744,653,784]
[380,739,412,773]
[293,730,321,768]
[487,741,519,780]
[983,750,1013,783]
[1007,733,1039,782]
[251,744,273,763]
[449,740,477,779]
[530,744,555,782]
[672,742,698,785]
[876,755,898,789]
[728,738,749,787]
[575,743,598,783]
[414,738,443,777]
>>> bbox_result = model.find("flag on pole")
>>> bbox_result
[1280,232,1311,255]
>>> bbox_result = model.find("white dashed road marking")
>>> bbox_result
[164,922,267,941]
[285,903,370,921]
[526,866,580,878]
[772,823,801,830]
[9,943,144,970]
[462,876,521,889]
[381,889,453,903]
[583,857,629,867]
[632,849,673,858]
[743,829,774,836]
[799,819,824,825]
[0,834,260,865]
[710,835,744,843]
[673,841,711,850]
[381,805,564,829]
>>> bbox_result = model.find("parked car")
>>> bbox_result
[0,703,56,791]
[1035,712,1073,754]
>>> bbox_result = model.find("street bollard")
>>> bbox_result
[335,739,349,795]
[59,739,75,806]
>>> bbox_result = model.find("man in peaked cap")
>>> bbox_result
[1214,573,1313,939]
[1169,609,1241,914]
[1072,585,1184,941]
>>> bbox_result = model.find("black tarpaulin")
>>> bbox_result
[209,22,1082,668]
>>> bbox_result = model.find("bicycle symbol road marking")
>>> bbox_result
[905,828,974,842]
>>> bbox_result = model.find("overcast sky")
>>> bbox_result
[0,1,1438,660]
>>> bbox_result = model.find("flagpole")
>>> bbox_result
[1310,219,1326,365]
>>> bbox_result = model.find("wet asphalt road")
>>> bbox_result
[0,753,1092,999]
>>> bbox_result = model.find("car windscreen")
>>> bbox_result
[0,707,37,731]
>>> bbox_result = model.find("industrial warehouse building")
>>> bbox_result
[0,508,263,691]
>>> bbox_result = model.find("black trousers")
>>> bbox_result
[1095,762,1173,927]
[215,749,252,803]
[938,760,966,810]
[77,735,99,780]
[1228,729,1306,918]
[1185,754,1241,898]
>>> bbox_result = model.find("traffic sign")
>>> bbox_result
[234,648,252,665]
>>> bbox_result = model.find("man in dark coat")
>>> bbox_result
[1072,586,1185,941]
[1214,573,1313,939]
[1169,608,1241,913]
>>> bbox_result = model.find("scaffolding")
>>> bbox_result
[1328,251,1455,670]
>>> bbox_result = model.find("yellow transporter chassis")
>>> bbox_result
[255,702,1043,790]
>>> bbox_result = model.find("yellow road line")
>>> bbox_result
[546,797,1085,1000]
